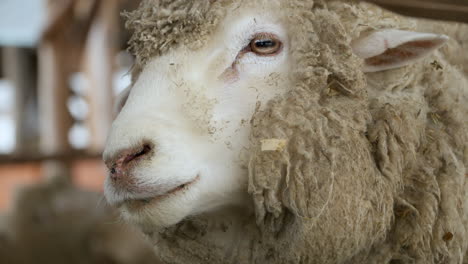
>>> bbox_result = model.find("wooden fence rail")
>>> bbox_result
[364,0,468,23]
[0,151,103,166]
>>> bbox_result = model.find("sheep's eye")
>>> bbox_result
[250,34,282,56]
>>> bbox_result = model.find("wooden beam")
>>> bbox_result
[364,0,468,23]
[0,151,102,166]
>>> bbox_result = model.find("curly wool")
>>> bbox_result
[125,0,227,67]
[249,3,468,263]
[125,1,468,263]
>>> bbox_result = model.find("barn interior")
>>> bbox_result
[0,0,162,263]
[0,0,467,263]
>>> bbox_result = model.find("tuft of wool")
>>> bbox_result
[125,0,228,67]
[124,1,468,263]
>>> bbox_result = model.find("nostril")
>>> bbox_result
[108,143,154,177]
[124,144,152,164]
[121,144,152,165]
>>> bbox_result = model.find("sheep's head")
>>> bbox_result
[103,0,449,261]
[104,0,293,231]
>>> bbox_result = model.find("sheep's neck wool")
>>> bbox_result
[124,1,468,263]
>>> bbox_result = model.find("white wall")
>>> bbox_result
[0,0,46,47]
[0,80,15,153]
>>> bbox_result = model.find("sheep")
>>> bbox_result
[0,178,160,264]
[102,0,468,263]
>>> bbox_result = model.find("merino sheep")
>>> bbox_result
[103,1,468,263]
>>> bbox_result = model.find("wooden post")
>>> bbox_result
[84,0,118,152]
[37,39,74,180]
[38,42,73,157]
[37,0,83,181]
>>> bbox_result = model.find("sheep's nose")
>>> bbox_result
[106,143,153,182]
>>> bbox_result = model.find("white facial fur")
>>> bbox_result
[103,10,290,230]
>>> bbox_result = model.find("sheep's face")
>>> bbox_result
[103,7,290,230]
[104,0,449,236]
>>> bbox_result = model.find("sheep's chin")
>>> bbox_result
[115,177,202,231]
[118,175,200,213]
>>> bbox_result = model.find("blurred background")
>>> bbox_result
[0,0,163,263]
[0,0,139,209]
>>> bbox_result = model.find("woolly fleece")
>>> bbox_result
[124,1,468,263]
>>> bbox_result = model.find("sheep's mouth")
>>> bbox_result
[119,175,200,211]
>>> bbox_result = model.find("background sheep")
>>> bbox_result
[0,177,161,264]
[103,0,468,263]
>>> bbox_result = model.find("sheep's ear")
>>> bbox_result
[114,86,131,114]
[351,29,449,72]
